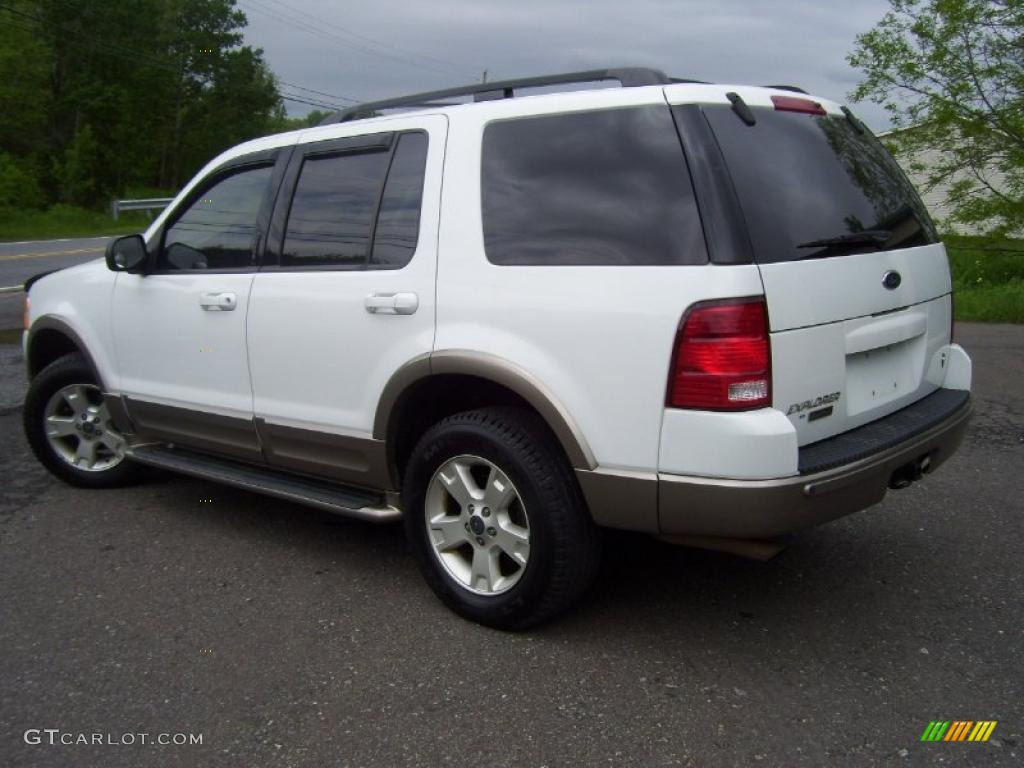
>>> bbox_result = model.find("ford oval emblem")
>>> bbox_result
[882,270,902,290]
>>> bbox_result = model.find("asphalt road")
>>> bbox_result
[0,237,111,330]
[0,323,1021,768]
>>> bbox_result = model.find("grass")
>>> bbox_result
[0,204,155,241]
[953,280,1024,322]
[944,234,1024,324]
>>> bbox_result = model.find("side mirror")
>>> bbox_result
[105,234,148,273]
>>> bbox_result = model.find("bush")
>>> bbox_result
[944,234,1024,323]
[0,152,45,209]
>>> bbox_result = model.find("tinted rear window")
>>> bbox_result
[702,106,937,263]
[481,106,707,266]
[282,150,390,268]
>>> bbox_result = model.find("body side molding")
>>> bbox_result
[255,417,392,491]
[122,397,264,462]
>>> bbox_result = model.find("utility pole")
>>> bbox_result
[482,69,488,83]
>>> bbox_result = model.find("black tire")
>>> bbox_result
[23,353,141,488]
[403,406,601,630]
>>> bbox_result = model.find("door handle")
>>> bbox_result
[365,292,418,315]
[199,292,237,311]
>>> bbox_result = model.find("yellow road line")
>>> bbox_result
[0,247,104,262]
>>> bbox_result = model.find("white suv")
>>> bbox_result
[21,68,972,628]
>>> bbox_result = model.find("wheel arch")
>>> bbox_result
[26,317,105,388]
[376,350,597,487]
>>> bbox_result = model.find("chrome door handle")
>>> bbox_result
[199,292,237,311]
[365,292,418,315]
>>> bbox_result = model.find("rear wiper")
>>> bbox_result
[796,229,891,250]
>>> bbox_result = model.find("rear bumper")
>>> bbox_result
[579,388,972,538]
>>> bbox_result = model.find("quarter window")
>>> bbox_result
[370,132,428,268]
[481,106,707,266]
[160,164,272,271]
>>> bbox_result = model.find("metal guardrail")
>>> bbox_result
[110,197,175,222]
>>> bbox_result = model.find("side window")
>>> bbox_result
[160,164,272,271]
[281,150,390,268]
[480,106,707,266]
[370,132,428,268]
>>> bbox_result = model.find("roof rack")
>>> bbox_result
[762,84,809,94]
[319,67,689,125]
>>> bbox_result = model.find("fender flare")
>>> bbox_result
[26,316,106,389]
[374,349,597,471]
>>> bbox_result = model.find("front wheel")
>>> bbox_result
[23,353,140,488]
[403,407,601,630]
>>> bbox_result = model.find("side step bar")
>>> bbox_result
[128,444,401,523]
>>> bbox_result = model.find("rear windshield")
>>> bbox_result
[703,105,937,263]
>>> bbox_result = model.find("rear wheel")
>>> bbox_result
[403,407,601,629]
[23,353,140,488]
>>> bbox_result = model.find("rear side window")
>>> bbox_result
[702,105,937,263]
[481,106,707,266]
[281,131,429,269]
[282,150,391,268]
[161,164,272,271]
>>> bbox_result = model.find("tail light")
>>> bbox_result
[667,298,771,410]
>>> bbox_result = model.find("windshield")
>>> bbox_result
[702,105,937,263]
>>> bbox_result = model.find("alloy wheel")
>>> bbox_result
[424,454,531,595]
[43,384,126,472]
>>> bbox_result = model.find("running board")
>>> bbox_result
[128,444,401,523]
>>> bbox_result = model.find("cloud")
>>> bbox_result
[241,0,893,129]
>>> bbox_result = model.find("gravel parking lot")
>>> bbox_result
[0,323,1021,767]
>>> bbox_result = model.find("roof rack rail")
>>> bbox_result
[762,84,809,94]
[319,67,676,125]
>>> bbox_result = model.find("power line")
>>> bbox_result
[0,4,183,77]
[280,92,343,111]
[239,0,476,83]
[0,4,354,113]
[265,0,472,77]
[277,79,358,104]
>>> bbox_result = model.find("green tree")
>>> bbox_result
[267,109,332,134]
[848,0,1024,234]
[0,152,45,209]
[153,0,281,188]
[0,0,283,208]
[58,124,102,205]
[0,0,53,208]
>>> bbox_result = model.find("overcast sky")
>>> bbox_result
[240,0,894,130]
